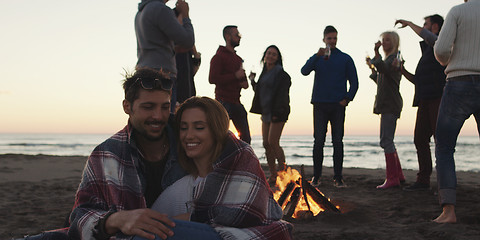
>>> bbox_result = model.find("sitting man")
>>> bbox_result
[68,68,186,239]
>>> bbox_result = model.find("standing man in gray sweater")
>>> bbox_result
[433,0,480,224]
[135,0,195,111]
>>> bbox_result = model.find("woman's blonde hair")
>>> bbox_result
[381,31,400,57]
[175,96,230,175]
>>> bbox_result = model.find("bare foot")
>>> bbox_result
[433,204,457,223]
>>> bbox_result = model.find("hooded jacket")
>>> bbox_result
[135,0,194,76]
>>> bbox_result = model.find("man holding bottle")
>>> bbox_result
[209,25,251,144]
[301,25,359,188]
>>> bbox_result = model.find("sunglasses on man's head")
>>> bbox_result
[132,77,173,91]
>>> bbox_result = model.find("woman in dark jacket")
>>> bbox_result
[250,45,291,184]
[369,31,405,189]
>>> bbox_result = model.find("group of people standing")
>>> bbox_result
[368,0,480,224]
[297,0,479,226]
[19,0,480,239]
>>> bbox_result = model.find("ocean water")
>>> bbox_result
[0,133,478,172]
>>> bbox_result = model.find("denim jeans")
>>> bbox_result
[380,113,399,154]
[218,100,251,144]
[435,75,480,206]
[312,103,345,180]
[22,221,221,240]
[133,219,222,240]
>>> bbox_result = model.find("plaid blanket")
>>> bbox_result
[68,123,186,240]
[191,132,293,240]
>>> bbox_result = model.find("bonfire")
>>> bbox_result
[272,165,340,219]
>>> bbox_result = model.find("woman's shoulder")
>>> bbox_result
[277,67,291,83]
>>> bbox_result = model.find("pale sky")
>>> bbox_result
[0,0,477,136]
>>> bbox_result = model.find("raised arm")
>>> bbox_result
[156,3,194,49]
[301,54,319,76]
[395,19,423,36]
[395,19,438,47]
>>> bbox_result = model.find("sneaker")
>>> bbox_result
[404,182,430,191]
[334,179,347,188]
[311,177,321,187]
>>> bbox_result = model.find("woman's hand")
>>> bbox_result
[374,41,382,58]
[365,57,374,69]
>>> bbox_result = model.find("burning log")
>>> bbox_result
[283,187,301,218]
[300,165,312,211]
[303,180,341,213]
[277,181,296,208]
[274,166,341,219]
[296,210,314,220]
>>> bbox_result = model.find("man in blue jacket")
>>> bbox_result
[301,25,358,188]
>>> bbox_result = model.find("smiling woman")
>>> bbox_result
[153,96,294,239]
[178,107,217,176]
[175,96,230,176]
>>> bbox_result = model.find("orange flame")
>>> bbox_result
[273,167,325,218]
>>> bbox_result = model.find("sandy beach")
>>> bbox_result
[1,154,479,240]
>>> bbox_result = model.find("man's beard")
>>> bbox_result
[230,39,239,48]
[137,120,167,141]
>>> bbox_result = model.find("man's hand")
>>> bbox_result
[339,99,349,107]
[395,19,423,36]
[175,0,189,18]
[105,209,175,240]
[235,68,246,80]
[316,47,326,57]
[394,19,411,29]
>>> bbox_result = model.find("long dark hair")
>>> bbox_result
[260,45,283,67]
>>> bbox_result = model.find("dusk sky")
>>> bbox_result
[0,0,476,136]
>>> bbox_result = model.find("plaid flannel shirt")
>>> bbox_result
[68,123,186,240]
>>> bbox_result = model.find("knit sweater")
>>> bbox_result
[434,0,480,78]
